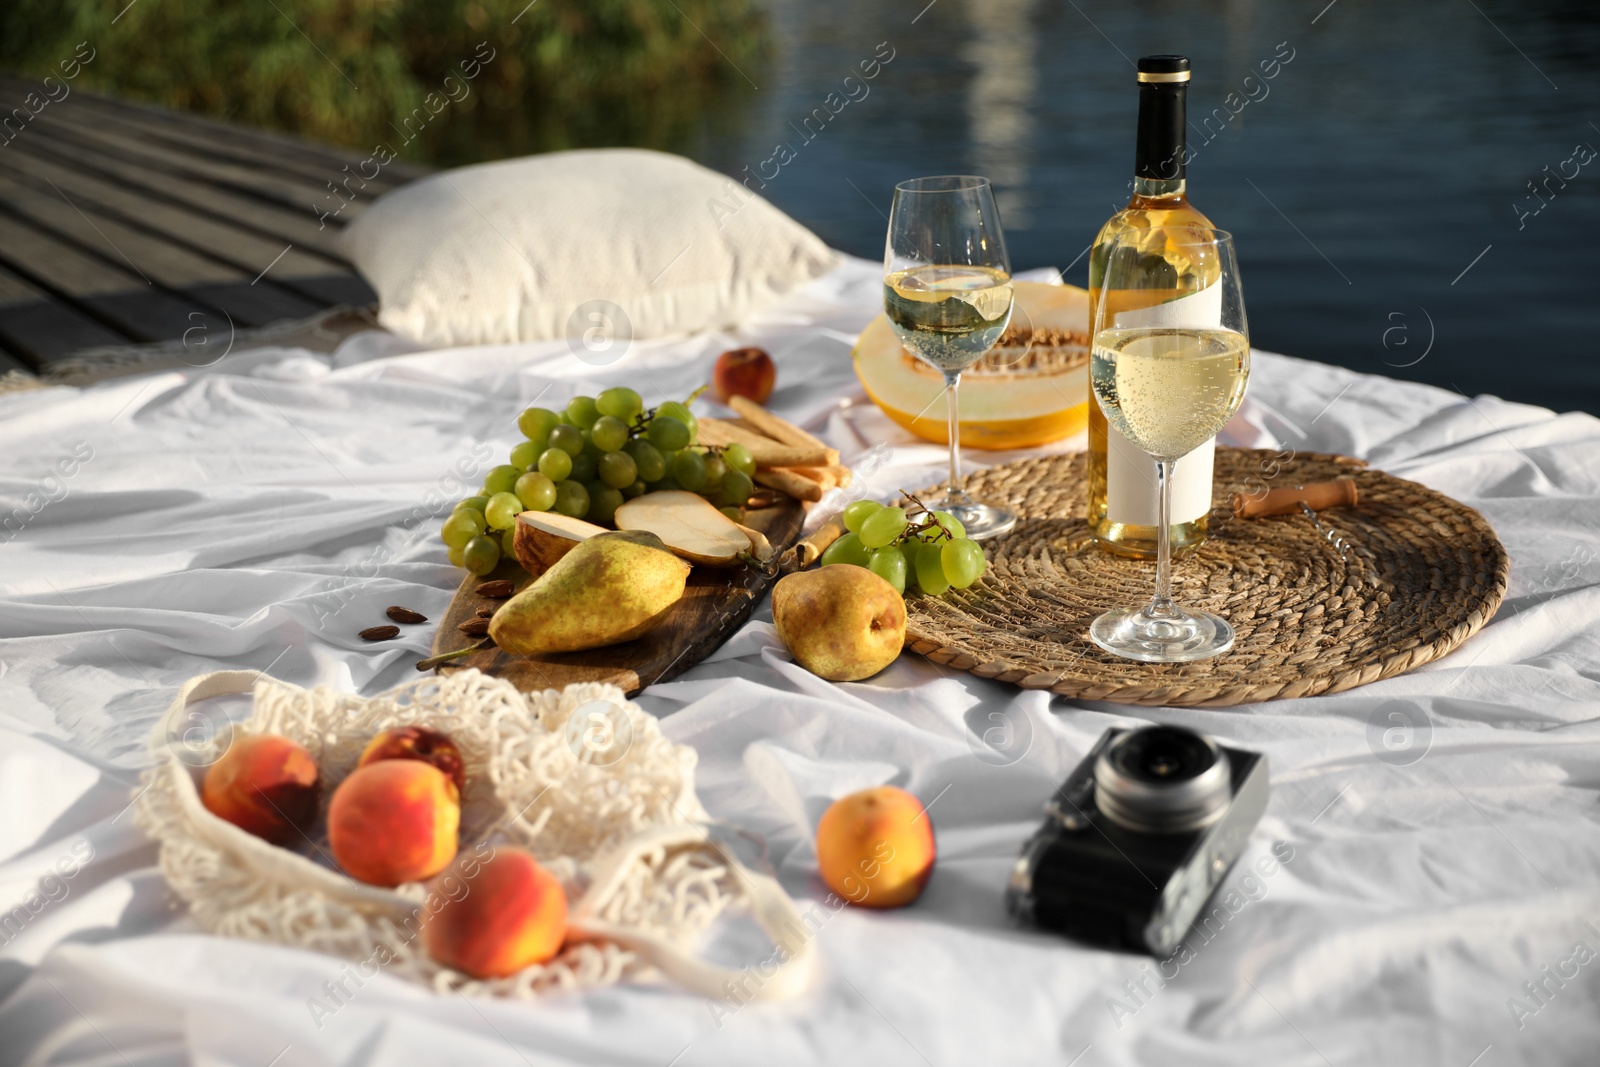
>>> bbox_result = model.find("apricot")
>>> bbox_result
[328,761,459,886]
[200,733,320,847]
[422,847,568,979]
[816,785,936,909]
[357,726,466,794]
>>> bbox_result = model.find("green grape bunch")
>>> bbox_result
[439,383,759,575]
[819,493,987,596]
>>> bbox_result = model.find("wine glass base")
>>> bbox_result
[1089,605,1234,663]
[926,496,1017,541]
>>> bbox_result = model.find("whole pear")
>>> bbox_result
[488,531,691,655]
[771,565,906,681]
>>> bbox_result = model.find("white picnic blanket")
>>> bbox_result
[2,255,1598,1067]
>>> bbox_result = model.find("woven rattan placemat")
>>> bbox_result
[905,449,1509,707]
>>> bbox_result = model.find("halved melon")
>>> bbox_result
[852,281,1089,450]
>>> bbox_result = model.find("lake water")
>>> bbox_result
[683,0,1600,415]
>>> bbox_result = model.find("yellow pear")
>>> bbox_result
[488,531,691,655]
[771,565,906,681]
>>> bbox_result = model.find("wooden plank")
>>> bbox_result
[49,89,424,198]
[7,132,352,261]
[0,76,432,190]
[0,171,326,327]
[0,260,131,366]
[0,142,348,273]
[28,108,373,226]
[0,83,403,370]
[0,211,219,345]
[0,147,365,308]
[428,503,808,696]
[0,348,33,375]
[53,101,391,210]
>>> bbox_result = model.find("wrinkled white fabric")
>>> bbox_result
[1,255,1597,1067]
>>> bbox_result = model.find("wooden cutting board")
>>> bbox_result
[427,500,807,695]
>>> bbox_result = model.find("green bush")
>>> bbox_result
[0,0,765,164]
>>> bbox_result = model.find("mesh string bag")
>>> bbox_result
[134,668,816,999]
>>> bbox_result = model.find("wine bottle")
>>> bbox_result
[1086,55,1218,559]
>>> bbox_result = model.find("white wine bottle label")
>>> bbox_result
[1107,429,1214,525]
[1106,284,1223,526]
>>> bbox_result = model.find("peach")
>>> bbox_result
[422,847,568,978]
[816,786,936,909]
[328,761,459,886]
[712,346,776,405]
[357,726,466,794]
[201,733,320,847]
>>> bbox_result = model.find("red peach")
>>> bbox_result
[201,733,320,847]
[422,847,568,979]
[328,761,459,887]
[712,347,776,405]
[357,726,466,794]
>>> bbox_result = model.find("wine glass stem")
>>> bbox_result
[944,370,963,499]
[1146,458,1177,619]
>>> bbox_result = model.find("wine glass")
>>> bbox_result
[884,175,1017,540]
[1088,227,1249,662]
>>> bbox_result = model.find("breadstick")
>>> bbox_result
[754,468,824,502]
[727,396,836,456]
[780,518,845,571]
[699,419,834,467]
[696,417,765,446]
[787,464,852,489]
[784,466,833,490]
[745,489,784,509]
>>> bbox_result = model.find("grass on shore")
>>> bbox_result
[0,0,766,165]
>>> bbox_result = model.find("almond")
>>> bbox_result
[359,625,400,642]
[386,606,427,624]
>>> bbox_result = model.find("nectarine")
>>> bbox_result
[422,847,568,978]
[200,733,320,847]
[357,726,466,794]
[329,761,459,886]
[712,346,776,405]
[816,785,936,908]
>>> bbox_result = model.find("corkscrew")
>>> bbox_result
[1230,478,1378,582]
[1297,501,1380,584]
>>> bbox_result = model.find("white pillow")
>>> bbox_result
[342,149,837,349]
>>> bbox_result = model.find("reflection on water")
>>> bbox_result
[689,0,1600,414]
[962,0,1038,231]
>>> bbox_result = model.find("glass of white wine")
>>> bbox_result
[1088,227,1249,662]
[884,175,1017,540]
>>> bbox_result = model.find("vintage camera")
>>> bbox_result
[1006,724,1269,956]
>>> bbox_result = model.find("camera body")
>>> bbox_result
[1006,725,1268,956]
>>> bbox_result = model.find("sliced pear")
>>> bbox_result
[734,522,774,563]
[513,511,607,576]
[613,491,751,567]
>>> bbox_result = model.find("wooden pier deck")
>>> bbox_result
[0,75,433,383]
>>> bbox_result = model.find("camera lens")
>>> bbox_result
[1111,726,1216,784]
[1094,726,1231,833]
